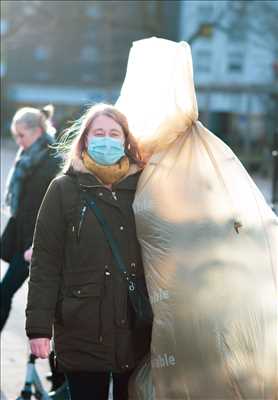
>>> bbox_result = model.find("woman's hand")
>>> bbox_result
[29,338,51,358]
[24,247,33,262]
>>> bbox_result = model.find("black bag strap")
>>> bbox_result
[80,191,136,293]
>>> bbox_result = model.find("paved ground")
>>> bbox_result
[0,138,274,399]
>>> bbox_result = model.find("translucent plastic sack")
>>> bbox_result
[116,37,198,157]
[116,38,278,399]
[129,355,155,400]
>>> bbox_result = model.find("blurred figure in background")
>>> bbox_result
[0,104,61,331]
[1,105,65,391]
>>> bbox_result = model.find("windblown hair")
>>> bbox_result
[59,103,145,172]
[11,104,56,136]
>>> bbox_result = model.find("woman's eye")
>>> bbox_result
[111,131,122,137]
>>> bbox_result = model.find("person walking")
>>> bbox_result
[25,103,152,400]
[1,105,61,331]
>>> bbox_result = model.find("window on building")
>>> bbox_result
[34,46,50,61]
[80,46,98,62]
[195,50,212,73]
[227,52,244,72]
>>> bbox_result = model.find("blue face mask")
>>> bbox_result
[87,137,125,166]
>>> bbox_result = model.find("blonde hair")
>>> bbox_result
[11,104,56,136]
[59,103,144,172]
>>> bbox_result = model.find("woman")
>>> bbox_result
[25,104,152,400]
[1,105,61,331]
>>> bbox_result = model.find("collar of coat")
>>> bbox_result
[67,156,142,191]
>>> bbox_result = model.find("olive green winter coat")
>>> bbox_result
[25,163,152,373]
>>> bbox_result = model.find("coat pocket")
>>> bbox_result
[61,282,102,341]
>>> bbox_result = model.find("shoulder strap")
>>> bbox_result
[80,191,135,292]
[80,190,154,326]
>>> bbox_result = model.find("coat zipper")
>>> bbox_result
[77,204,87,243]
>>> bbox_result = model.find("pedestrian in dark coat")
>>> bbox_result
[25,103,152,400]
[0,105,61,331]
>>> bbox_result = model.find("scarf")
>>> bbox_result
[5,133,55,216]
[82,151,130,185]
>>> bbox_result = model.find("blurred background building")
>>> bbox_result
[179,0,278,175]
[1,0,180,132]
[1,0,278,198]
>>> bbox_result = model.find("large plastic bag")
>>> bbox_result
[116,37,198,157]
[129,355,155,400]
[116,37,278,399]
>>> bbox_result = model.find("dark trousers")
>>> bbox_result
[0,252,29,331]
[66,370,134,400]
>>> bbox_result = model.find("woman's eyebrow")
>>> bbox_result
[92,127,121,133]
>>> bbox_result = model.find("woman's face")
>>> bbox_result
[86,115,125,145]
[13,123,42,150]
